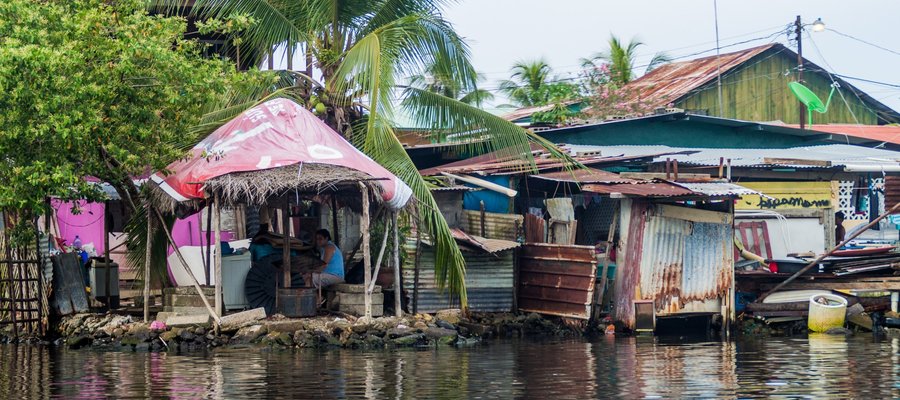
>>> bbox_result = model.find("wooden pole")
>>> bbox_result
[392,212,401,317]
[594,203,620,320]
[213,194,223,317]
[331,195,340,248]
[204,201,213,285]
[759,201,900,301]
[368,215,390,294]
[104,200,112,311]
[143,204,152,322]
[282,201,291,289]
[152,208,221,324]
[360,183,372,319]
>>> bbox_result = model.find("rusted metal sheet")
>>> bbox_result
[518,243,597,319]
[403,240,514,313]
[530,168,636,184]
[621,44,776,108]
[450,228,519,253]
[885,176,900,209]
[613,200,650,328]
[460,210,522,241]
[614,201,734,328]
[582,181,697,198]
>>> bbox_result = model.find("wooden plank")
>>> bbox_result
[656,204,732,224]
[620,172,712,180]
[763,157,832,167]
[520,244,595,263]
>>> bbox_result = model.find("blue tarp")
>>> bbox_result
[463,175,512,213]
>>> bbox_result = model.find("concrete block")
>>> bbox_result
[332,292,384,307]
[166,314,212,327]
[164,306,210,315]
[220,307,266,332]
[164,294,211,308]
[339,303,383,317]
[328,283,381,294]
[163,286,215,296]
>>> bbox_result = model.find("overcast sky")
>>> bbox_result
[442,0,900,114]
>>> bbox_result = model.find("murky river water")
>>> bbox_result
[1,335,898,399]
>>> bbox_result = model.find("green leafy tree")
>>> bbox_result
[409,62,494,107]
[0,0,242,276]
[154,0,575,304]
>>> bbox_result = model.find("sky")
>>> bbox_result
[441,0,900,114]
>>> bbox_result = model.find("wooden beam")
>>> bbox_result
[392,212,402,317]
[213,194,223,317]
[655,204,733,224]
[143,204,152,322]
[282,201,291,289]
[620,172,711,180]
[360,183,372,319]
[763,157,832,167]
[369,214,390,294]
[153,208,221,325]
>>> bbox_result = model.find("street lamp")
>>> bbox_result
[812,18,826,32]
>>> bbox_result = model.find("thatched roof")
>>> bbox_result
[147,163,387,214]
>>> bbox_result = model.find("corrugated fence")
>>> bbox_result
[403,239,514,313]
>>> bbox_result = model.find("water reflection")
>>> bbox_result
[0,336,898,399]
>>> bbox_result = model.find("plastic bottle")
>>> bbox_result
[73,235,82,250]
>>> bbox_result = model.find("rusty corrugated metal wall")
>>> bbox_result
[614,200,734,329]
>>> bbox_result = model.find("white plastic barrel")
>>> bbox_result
[808,294,847,333]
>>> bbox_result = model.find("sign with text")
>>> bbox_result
[736,181,836,210]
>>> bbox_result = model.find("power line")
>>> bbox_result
[826,28,900,58]
[831,74,900,89]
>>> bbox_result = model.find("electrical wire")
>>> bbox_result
[826,28,900,58]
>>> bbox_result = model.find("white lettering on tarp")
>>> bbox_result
[245,106,267,123]
[256,156,272,169]
[264,100,286,116]
[307,144,343,159]
[208,122,274,154]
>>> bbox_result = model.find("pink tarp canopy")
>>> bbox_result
[151,98,412,209]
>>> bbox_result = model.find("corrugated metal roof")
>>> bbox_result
[450,228,519,254]
[530,168,636,184]
[621,44,778,108]
[675,182,765,198]
[419,143,679,176]
[769,123,900,146]
[581,181,698,198]
[565,144,900,169]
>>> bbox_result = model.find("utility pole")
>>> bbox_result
[795,15,806,130]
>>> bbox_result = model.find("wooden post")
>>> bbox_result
[282,201,291,289]
[369,215,390,294]
[213,194,223,317]
[392,212,401,317]
[594,203,620,321]
[143,204,152,322]
[152,208,221,324]
[479,200,486,237]
[413,226,421,314]
[204,202,213,285]
[360,183,372,318]
[104,200,112,311]
[331,195,340,248]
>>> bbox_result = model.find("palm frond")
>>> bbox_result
[124,199,177,289]
[644,52,672,74]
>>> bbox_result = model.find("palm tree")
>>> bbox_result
[409,62,494,107]
[150,0,573,304]
[498,59,554,107]
[582,35,671,86]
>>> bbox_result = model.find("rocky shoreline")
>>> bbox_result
[27,310,585,352]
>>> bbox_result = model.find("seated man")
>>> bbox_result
[312,229,344,289]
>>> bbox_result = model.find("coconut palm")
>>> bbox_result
[149,0,574,304]
[498,59,554,107]
[409,62,494,107]
[582,35,671,86]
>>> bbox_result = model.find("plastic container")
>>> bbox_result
[277,287,317,317]
[808,293,847,333]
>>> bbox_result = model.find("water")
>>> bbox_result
[1,335,898,399]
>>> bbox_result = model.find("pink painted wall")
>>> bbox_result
[52,200,107,253]
[53,200,234,254]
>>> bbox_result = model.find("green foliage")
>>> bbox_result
[581,34,671,86]
[498,59,580,107]
[0,0,237,216]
